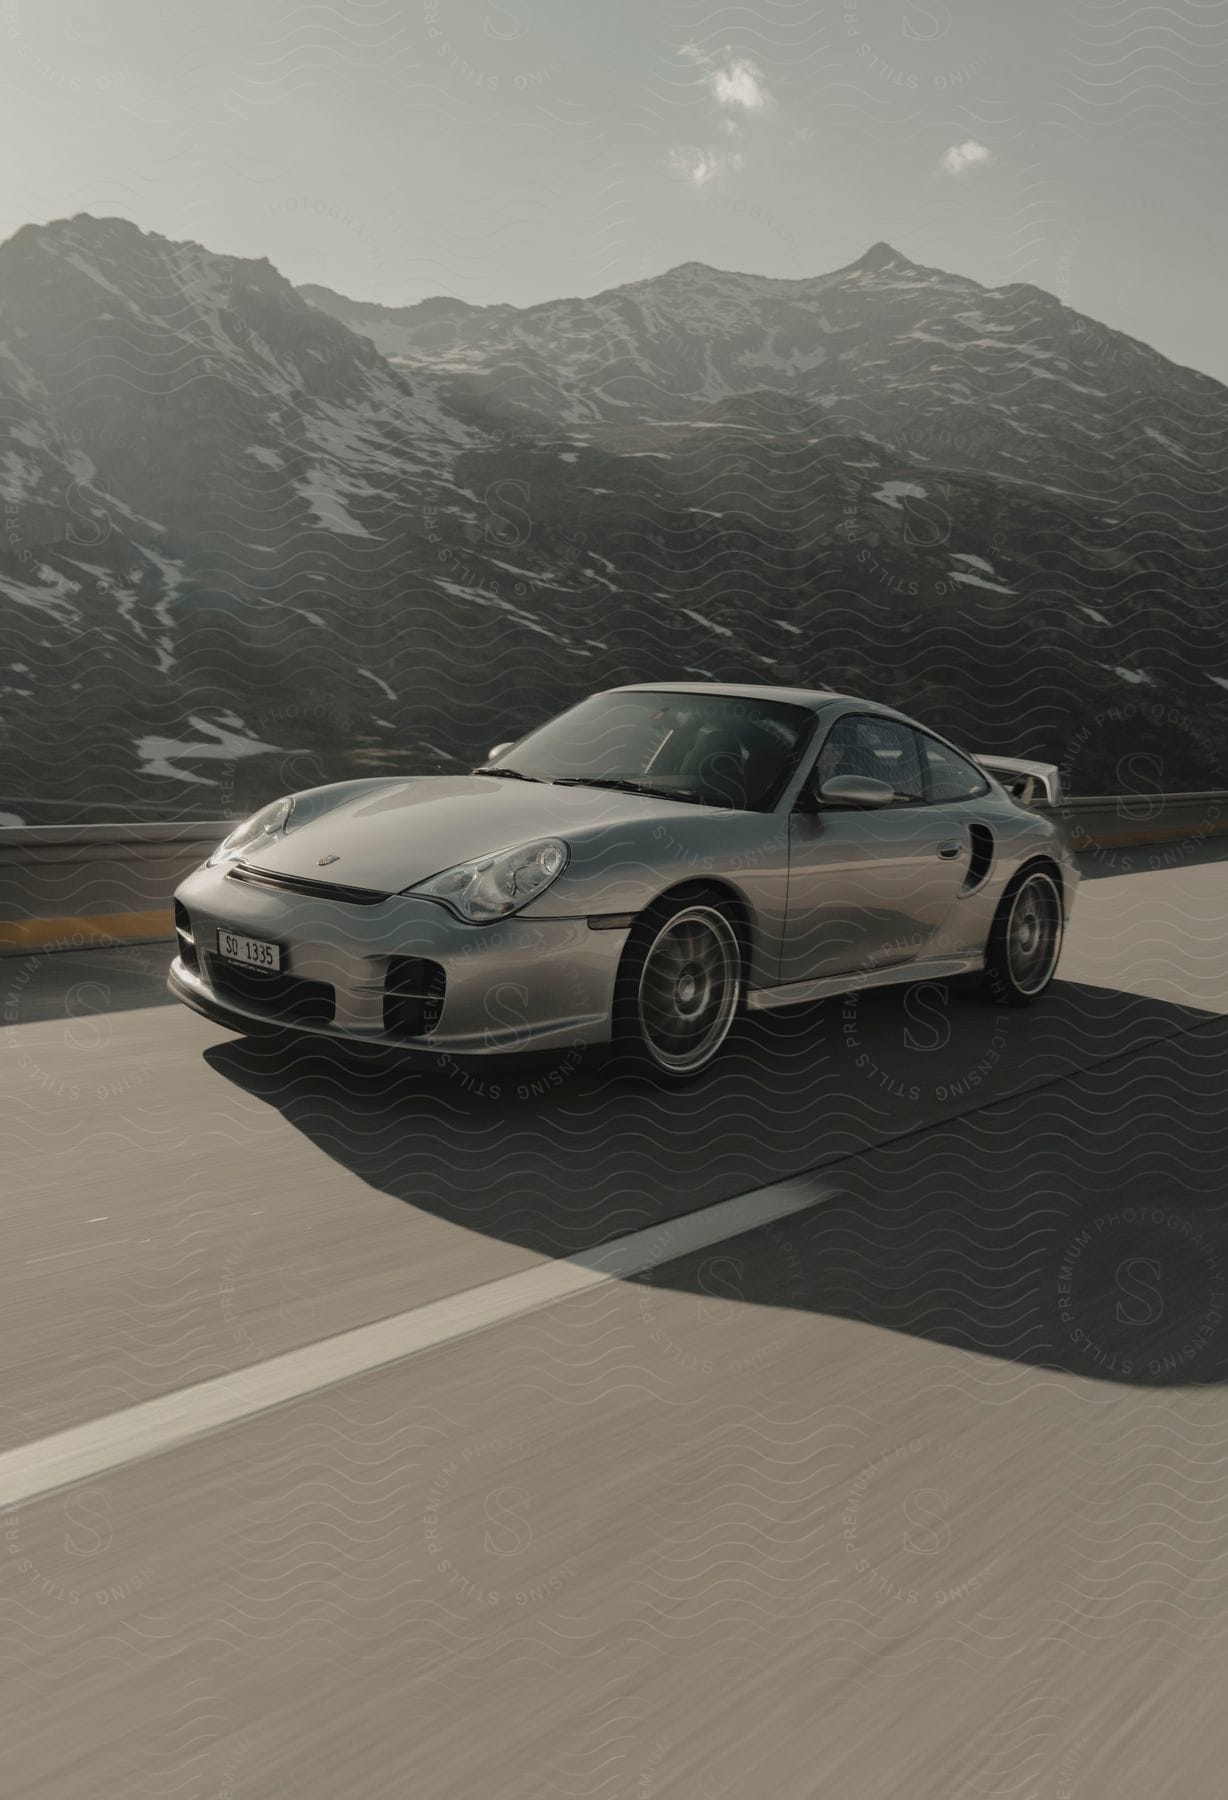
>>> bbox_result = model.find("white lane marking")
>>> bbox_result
[0,1176,830,1506]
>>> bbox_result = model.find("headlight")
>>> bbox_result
[407,838,569,923]
[206,796,294,867]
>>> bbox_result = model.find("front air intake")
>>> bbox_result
[205,957,336,1027]
[383,957,447,1040]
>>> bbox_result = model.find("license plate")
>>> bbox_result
[217,929,281,973]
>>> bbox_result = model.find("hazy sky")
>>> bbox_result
[3,0,1226,379]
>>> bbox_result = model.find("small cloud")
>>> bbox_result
[708,56,770,111]
[678,43,773,111]
[669,147,744,188]
[939,139,992,177]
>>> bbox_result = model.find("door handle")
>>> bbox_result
[937,841,964,859]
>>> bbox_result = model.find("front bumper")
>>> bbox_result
[169,864,628,1057]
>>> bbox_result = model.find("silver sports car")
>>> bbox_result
[169,683,1078,1080]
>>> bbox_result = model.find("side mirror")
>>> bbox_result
[817,774,896,809]
[486,741,515,764]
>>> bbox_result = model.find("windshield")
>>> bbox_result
[484,690,815,812]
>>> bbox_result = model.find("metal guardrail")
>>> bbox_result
[0,795,1225,955]
[1050,791,1228,851]
[0,821,233,954]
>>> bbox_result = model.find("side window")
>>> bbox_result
[917,734,990,802]
[815,716,925,802]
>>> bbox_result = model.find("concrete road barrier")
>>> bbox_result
[0,823,231,954]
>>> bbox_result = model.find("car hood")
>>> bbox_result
[244,775,718,894]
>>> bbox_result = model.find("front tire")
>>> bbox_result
[613,898,743,1080]
[982,867,1064,1006]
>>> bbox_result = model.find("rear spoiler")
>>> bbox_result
[973,756,1062,805]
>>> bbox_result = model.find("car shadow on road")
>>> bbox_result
[204,972,1228,1388]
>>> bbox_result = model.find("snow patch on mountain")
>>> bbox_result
[947,570,1016,595]
[358,667,397,701]
[297,468,371,536]
[136,716,283,784]
[1142,424,1193,462]
[681,608,733,637]
[0,572,79,621]
[872,481,928,509]
[1,451,37,501]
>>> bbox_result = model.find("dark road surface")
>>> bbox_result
[3,845,1227,1797]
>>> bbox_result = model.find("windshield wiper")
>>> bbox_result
[474,765,543,782]
[552,776,715,804]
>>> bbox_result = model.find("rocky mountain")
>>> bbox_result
[1,216,1226,821]
[302,241,1228,517]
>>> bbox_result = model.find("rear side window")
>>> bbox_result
[918,734,990,802]
[816,716,925,801]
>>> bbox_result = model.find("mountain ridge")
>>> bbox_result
[301,243,1221,390]
[12,213,1220,388]
[1,212,1225,820]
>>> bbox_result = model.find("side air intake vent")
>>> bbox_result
[963,824,995,893]
[174,901,199,975]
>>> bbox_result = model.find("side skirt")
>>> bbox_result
[746,951,984,1013]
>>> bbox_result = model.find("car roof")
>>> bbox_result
[610,682,861,714]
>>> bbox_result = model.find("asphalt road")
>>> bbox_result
[3,843,1228,1797]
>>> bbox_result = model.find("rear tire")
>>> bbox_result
[982,867,1064,1006]
[613,897,743,1081]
